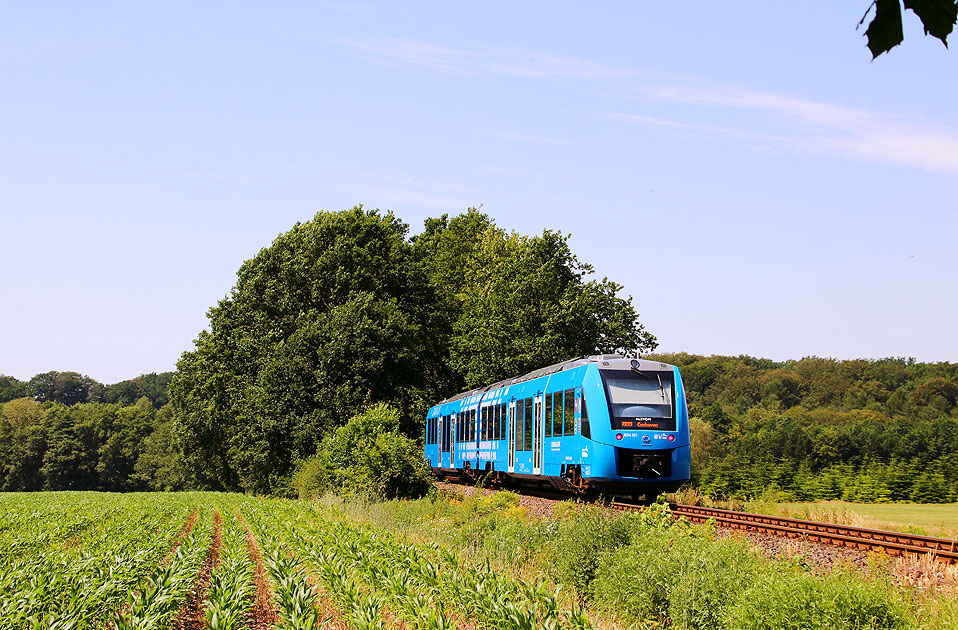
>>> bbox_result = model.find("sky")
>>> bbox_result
[1,2,956,384]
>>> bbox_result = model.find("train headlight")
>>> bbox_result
[668,434,675,442]
[615,433,623,441]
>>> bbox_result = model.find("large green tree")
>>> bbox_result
[169,207,441,494]
[414,210,656,388]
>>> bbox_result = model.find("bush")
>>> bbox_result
[291,403,432,500]
[542,503,634,600]
[727,568,908,630]
[591,528,756,628]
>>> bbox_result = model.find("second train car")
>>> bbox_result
[424,354,691,500]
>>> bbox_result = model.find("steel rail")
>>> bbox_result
[612,502,958,563]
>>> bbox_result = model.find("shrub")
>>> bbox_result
[591,528,755,628]
[291,403,432,500]
[542,503,634,600]
[727,568,908,630]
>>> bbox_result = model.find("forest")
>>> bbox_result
[0,207,955,501]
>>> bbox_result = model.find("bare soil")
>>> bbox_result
[235,513,279,630]
[173,509,223,630]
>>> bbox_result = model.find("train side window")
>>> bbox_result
[564,389,575,435]
[552,392,563,436]
[514,401,522,452]
[545,393,553,438]
[580,389,591,438]
[493,405,500,440]
[470,409,476,442]
[523,398,533,451]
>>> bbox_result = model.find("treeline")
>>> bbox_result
[0,371,172,407]
[0,396,182,492]
[655,353,958,503]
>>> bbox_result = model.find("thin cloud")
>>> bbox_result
[336,37,958,176]
[487,130,568,144]
[335,37,629,79]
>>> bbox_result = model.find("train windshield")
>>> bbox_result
[600,369,676,431]
[606,377,673,409]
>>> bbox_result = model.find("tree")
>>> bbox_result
[169,207,442,494]
[40,404,100,490]
[861,0,958,58]
[105,373,173,407]
[417,215,656,388]
[96,398,156,491]
[0,398,47,490]
[28,371,104,405]
[0,376,26,404]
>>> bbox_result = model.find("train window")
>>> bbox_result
[470,409,476,442]
[493,405,500,440]
[514,401,522,452]
[564,389,575,435]
[545,393,553,438]
[523,398,533,451]
[580,389,591,438]
[552,392,563,436]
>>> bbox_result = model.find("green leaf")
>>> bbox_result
[904,0,958,43]
[865,0,905,58]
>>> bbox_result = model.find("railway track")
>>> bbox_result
[440,477,958,564]
[612,501,958,564]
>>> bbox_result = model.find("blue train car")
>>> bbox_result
[423,354,691,499]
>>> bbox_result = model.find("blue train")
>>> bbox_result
[424,354,691,500]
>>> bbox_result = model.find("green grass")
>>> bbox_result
[754,501,958,539]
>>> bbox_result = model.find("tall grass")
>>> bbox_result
[327,490,957,630]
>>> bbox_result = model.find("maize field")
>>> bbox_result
[0,492,593,630]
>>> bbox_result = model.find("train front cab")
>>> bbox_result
[578,359,691,497]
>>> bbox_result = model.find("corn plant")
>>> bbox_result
[203,514,256,630]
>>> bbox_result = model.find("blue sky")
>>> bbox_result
[2,2,956,383]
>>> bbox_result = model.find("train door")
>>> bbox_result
[507,402,516,473]
[438,416,445,467]
[533,396,543,475]
[450,413,457,468]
